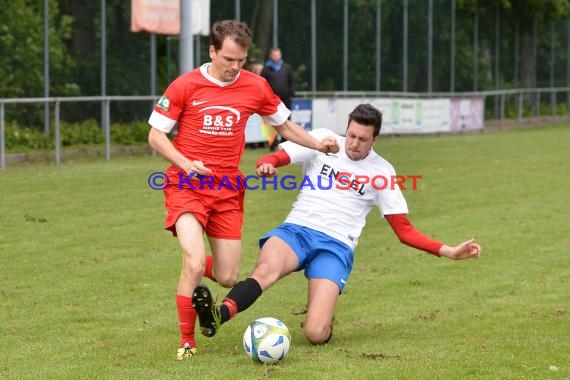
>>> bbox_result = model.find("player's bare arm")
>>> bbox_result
[148,128,212,175]
[274,120,340,154]
[439,239,481,260]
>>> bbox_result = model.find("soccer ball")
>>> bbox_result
[243,317,291,364]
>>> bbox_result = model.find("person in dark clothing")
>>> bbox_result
[261,48,295,150]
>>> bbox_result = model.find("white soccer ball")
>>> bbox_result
[243,317,291,364]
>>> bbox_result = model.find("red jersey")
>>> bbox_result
[149,64,289,171]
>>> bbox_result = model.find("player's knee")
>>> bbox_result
[303,321,331,345]
[182,254,204,277]
[214,271,239,288]
[251,260,280,285]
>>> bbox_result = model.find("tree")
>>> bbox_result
[0,0,74,100]
[459,0,570,89]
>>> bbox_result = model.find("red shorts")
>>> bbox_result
[163,165,245,239]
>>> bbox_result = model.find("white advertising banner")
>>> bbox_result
[312,98,453,135]
[450,98,484,132]
[383,98,450,134]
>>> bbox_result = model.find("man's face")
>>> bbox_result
[344,120,377,160]
[209,38,248,82]
[269,49,282,63]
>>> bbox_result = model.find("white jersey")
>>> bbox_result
[281,128,409,250]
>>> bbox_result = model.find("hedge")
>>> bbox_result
[4,120,151,153]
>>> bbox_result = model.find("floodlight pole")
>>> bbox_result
[151,34,156,97]
[375,0,382,92]
[273,0,279,48]
[343,0,348,91]
[403,0,408,92]
[101,0,107,132]
[450,0,455,93]
[428,0,433,93]
[44,0,49,135]
[180,0,194,74]
[311,0,317,92]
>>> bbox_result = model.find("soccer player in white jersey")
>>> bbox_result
[193,103,481,344]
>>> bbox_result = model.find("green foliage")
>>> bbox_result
[0,0,75,127]
[293,64,309,92]
[4,120,150,152]
[4,123,51,151]
[0,0,74,98]
[59,119,104,146]
[111,121,151,146]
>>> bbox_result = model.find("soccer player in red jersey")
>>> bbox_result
[147,20,338,360]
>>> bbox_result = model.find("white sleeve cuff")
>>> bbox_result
[148,111,177,133]
[261,102,291,126]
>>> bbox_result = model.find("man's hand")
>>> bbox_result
[256,163,277,177]
[439,239,481,260]
[181,160,212,176]
[317,136,340,154]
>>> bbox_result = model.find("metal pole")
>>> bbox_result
[567,20,570,117]
[533,18,538,116]
[428,0,433,93]
[101,0,106,129]
[180,0,194,74]
[105,100,111,161]
[235,0,241,21]
[517,92,523,125]
[514,18,520,88]
[54,101,60,167]
[494,6,500,118]
[150,34,156,96]
[343,0,348,91]
[514,16,519,86]
[473,10,478,91]
[273,0,278,48]
[311,0,317,92]
[44,0,50,136]
[375,0,382,91]
[451,0,455,92]
[500,94,505,123]
[166,37,172,83]
[550,22,555,118]
[0,103,4,171]
[403,0,408,92]
[195,35,201,66]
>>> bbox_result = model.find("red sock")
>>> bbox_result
[204,255,216,282]
[176,295,197,348]
[221,298,238,322]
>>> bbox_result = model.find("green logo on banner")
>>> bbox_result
[392,100,400,125]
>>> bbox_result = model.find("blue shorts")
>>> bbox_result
[259,223,354,292]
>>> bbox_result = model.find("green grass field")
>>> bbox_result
[1,125,569,379]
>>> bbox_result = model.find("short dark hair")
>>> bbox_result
[210,20,252,51]
[347,104,383,137]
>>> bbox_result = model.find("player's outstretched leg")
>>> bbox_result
[192,284,221,337]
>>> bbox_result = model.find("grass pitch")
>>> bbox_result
[1,125,569,379]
